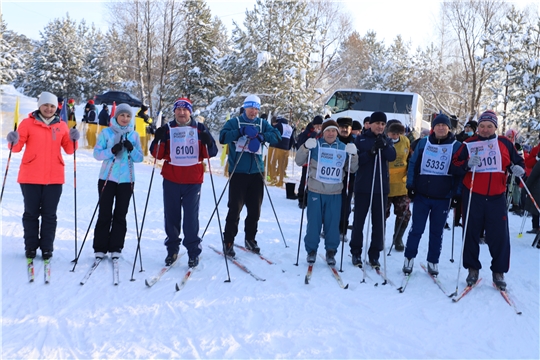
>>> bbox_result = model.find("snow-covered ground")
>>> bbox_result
[1,86,539,359]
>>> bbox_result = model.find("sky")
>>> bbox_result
[2,0,538,49]
[2,0,445,49]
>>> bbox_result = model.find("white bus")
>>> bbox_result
[325,89,428,134]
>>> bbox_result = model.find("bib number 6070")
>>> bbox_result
[321,166,340,177]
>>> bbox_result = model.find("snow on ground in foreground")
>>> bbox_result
[1,86,539,359]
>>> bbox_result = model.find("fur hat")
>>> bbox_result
[431,114,451,129]
[322,120,339,133]
[243,95,261,110]
[173,98,193,113]
[478,110,498,128]
[37,92,58,108]
[369,111,387,124]
[115,103,133,119]
[312,115,324,125]
[336,117,353,127]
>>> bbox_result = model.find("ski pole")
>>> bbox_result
[517,210,528,238]
[126,150,144,281]
[205,145,231,282]
[71,158,116,271]
[518,177,540,213]
[339,154,352,272]
[201,142,248,239]
[256,143,288,248]
[295,151,311,266]
[450,206,456,263]
[452,167,476,297]
[506,174,515,211]
[73,136,78,261]
[0,124,17,205]
[361,157,378,284]
[378,149,389,284]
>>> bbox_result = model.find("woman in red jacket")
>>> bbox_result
[7,92,79,260]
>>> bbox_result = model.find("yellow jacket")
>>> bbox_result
[389,135,410,197]
[135,116,152,138]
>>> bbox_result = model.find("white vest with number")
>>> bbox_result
[420,139,454,176]
[315,145,346,184]
[282,124,293,139]
[169,125,199,166]
[465,137,503,173]
[235,118,262,155]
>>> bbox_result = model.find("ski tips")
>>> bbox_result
[343,284,349,289]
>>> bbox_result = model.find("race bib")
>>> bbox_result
[282,124,293,139]
[169,125,199,166]
[466,137,503,173]
[235,136,262,155]
[315,146,346,184]
[420,139,454,176]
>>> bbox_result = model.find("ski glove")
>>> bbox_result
[199,131,213,146]
[154,126,168,142]
[304,138,317,149]
[510,164,525,178]
[240,125,258,138]
[111,142,123,155]
[450,196,460,208]
[468,155,482,168]
[7,131,19,145]
[345,143,357,155]
[69,128,80,141]
[370,136,387,155]
[407,188,416,201]
[123,139,134,152]
[248,137,261,153]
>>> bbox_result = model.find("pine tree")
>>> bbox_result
[0,20,25,85]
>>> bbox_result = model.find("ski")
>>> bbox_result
[175,267,196,292]
[234,244,274,265]
[44,259,51,284]
[80,258,103,285]
[397,273,411,293]
[209,245,266,281]
[493,283,522,315]
[112,258,119,285]
[452,278,482,302]
[365,261,394,286]
[420,263,451,296]
[318,254,348,289]
[145,256,182,287]
[27,258,35,283]
[304,263,314,284]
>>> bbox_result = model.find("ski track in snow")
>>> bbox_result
[1,89,539,359]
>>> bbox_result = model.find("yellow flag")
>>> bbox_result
[220,112,230,167]
[14,97,20,130]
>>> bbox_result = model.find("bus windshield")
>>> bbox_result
[326,91,414,115]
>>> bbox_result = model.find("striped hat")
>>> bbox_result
[173,98,193,113]
[478,110,498,128]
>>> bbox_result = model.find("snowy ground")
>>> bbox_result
[1,87,539,359]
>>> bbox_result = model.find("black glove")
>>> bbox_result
[154,126,167,142]
[450,196,460,208]
[199,131,213,146]
[370,136,387,155]
[407,188,416,201]
[123,139,134,152]
[112,142,123,154]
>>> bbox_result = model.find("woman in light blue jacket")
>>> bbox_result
[92,104,143,259]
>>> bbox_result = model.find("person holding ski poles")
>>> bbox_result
[6,91,79,260]
[219,95,281,256]
[402,114,462,275]
[349,111,396,268]
[451,110,525,290]
[92,104,143,260]
[295,120,358,265]
[150,98,217,268]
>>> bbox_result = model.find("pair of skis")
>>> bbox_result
[208,244,267,281]
[27,258,51,284]
[79,257,119,286]
[304,254,348,289]
[452,279,522,315]
[144,253,198,292]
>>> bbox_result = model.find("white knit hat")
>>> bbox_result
[37,92,58,108]
[243,95,261,110]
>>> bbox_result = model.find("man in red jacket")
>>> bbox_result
[150,98,217,268]
[451,110,525,290]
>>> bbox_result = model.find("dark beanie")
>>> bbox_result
[464,120,477,132]
[431,114,451,129]
[478,110,498,128]
[388,122,405,134]
[321,120,339,133]
[363,116,371,124]
[312,115,324,125]
[352,120,362,131]
[336,117,353,127]
[369,111,387,124]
